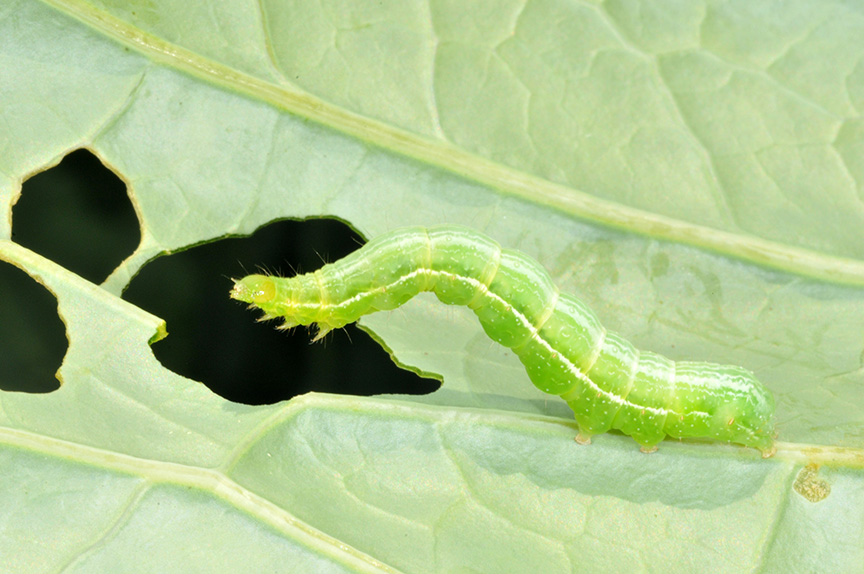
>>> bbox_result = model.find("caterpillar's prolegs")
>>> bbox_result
[574,432,592,446]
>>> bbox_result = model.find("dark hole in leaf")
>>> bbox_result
[0,262,65,393]
[122,219,439,405]
[14,148,140,284]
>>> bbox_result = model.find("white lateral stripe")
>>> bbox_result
[287,268,699,418]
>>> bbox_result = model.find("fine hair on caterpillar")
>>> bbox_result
[231,225,776,457]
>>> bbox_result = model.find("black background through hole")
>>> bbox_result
[6,148,139,393]
[0,262,66,392]
[123,218,439,404]
[13,149,140,285]
[9,149,437,401]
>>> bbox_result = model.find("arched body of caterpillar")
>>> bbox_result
[231,225,776,457]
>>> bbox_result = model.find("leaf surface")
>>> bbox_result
[2,0,863,571]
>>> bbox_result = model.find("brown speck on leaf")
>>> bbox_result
[793,464,831,503]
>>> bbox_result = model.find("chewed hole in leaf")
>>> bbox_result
[0,261,66,393]
[14,148,140,284]
[122,218,439,405]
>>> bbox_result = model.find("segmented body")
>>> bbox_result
[231,225,776,457]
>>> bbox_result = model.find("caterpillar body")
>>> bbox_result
[231,225,776,457]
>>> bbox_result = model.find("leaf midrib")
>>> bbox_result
[41,0,864,287]
[0,422,402,573]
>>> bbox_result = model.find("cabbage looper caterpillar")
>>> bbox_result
[232,225,776,457]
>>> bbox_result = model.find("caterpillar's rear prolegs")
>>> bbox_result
[574,431,592,445]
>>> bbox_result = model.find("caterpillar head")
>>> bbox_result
[231,274,276,305]
[230,273,336,339]
[230,274,294,325]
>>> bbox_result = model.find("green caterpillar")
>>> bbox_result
[231,225,776,457]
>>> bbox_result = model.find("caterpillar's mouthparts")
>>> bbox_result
[230,275,276,304]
